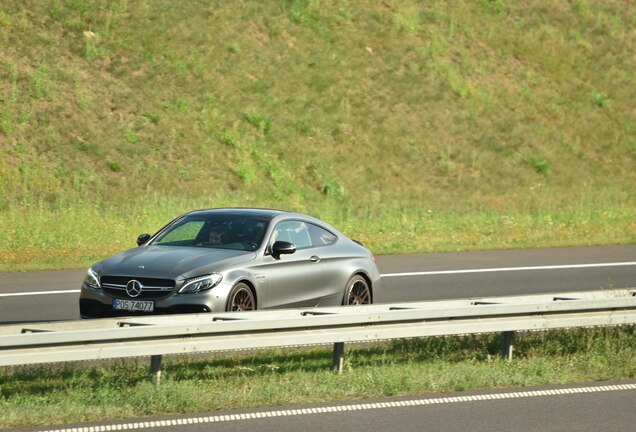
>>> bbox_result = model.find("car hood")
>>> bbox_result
[96,245,256,278]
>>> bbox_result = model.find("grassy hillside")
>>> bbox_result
[0,0,634,271]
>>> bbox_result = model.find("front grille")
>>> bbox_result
[101,275,175,299]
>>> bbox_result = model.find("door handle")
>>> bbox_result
[310,255,321,263]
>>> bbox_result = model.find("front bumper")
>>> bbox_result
[79,282,233,318]
[79,298,211,318]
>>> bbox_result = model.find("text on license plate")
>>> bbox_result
[112,298,154,312]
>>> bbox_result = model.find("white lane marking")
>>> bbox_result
[35,383,636,432]
[381,261,636,278]
[0,289,81,298]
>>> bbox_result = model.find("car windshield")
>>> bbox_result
[151,214,269,251]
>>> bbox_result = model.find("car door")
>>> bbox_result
[260,220,329,308]
[303,222,344,305]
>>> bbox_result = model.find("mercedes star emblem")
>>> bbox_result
[126,280,143,298]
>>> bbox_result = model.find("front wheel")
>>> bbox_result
[343,275,372,305]
[226,282,256,311]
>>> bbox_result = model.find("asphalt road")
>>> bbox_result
[11,381,635,432]
[0,245,634,324]
[1,245,635,432]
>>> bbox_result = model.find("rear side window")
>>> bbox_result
[306,223,336,246]
[270,221,336,249]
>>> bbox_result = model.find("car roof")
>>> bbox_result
[181,209,341,234]
[186,208,290,220]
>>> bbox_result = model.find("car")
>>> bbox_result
[79,208,381,318]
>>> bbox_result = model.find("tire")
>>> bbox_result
[226,282,256,311]
[343,274,372,306]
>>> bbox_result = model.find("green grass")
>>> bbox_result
[1,327,634,428]
[0,193,633,272]
[0,0,635,271]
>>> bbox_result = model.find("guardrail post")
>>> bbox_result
[150,355,162,385]
[332,342,345,373]
[502,331,515,361]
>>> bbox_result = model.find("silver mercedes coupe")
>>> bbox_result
[79,208,380,318]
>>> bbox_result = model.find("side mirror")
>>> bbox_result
[136,233,151,246]
[271,241,296,260]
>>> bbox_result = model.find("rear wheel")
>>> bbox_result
[226,282,256,311]
[343,275,372,305]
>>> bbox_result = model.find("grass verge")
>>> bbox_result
[1,327,634,428]
[1,192,634,272]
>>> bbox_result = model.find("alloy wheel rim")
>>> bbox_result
[349,280,370,305]
[232,288,254,311]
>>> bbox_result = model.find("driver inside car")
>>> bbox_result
[196,226,225,246]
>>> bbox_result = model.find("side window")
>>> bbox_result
[269,221,312,249]
[306,223,337,246]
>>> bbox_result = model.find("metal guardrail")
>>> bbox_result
[1,289,635,379]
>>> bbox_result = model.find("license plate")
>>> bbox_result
[112,298,154,312]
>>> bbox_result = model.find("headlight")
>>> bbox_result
[83,268,101,291]
[179,273,223,294]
